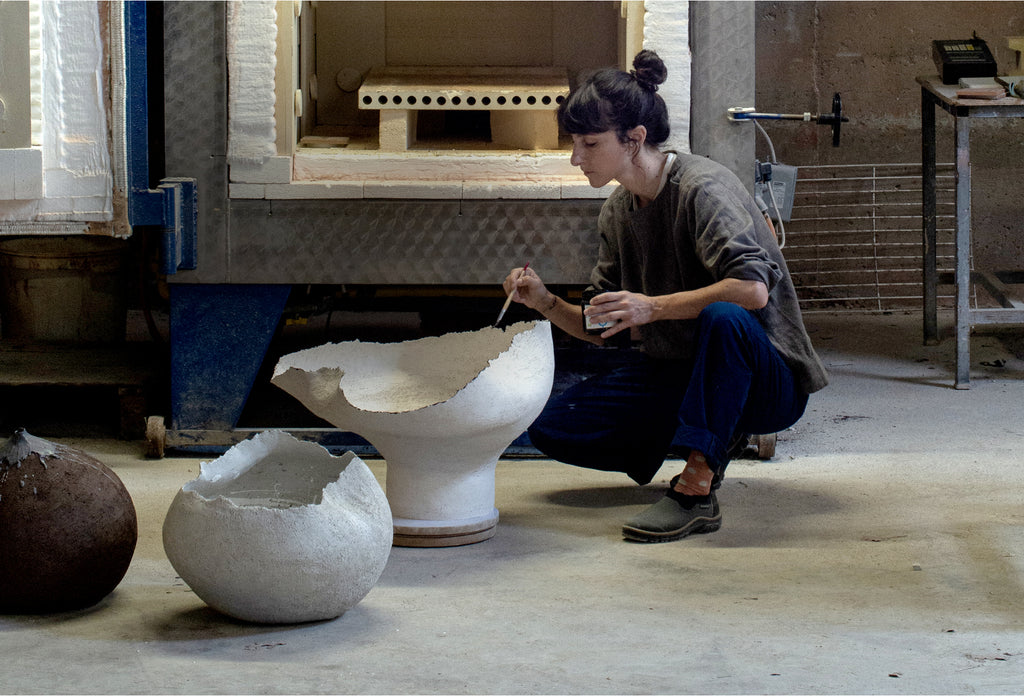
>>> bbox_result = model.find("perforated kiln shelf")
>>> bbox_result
[358,66,569,151]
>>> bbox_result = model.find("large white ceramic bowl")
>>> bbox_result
[162,430,393,624]
[271,320,554,547]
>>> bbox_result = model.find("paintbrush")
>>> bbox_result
[494,262,529,328]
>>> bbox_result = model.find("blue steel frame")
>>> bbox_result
[124,0,197,274]
[125,0,292,442]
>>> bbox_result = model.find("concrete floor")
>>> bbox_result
[2,311,1024,694]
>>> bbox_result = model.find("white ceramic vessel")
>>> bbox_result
[271,321,554,547]
[162,430,392,624]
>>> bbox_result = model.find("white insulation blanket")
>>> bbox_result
[227,0,277,165]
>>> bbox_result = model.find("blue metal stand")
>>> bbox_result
[170,284,290,431]
[125,0,197,273]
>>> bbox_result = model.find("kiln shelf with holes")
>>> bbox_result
[358,66,570,151]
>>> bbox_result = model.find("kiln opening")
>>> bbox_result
[230,1,674,197]
[294,1,622,153]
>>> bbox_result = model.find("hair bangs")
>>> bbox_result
[557,83,616,136]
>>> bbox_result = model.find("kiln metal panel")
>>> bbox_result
[228,199,602,285]
[163,1,228,283]
[162,1,602,286]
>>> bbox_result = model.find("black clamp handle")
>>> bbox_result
[816,93,849,147]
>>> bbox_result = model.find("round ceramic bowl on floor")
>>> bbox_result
[162,430,393,624]
[271,321,555,547]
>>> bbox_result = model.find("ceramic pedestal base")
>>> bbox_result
[271,321,554,548]
[393,510,499,547]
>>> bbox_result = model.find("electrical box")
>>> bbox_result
[932,38,998,85]
[755,161,797,223]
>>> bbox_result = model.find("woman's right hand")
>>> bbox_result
[503,265,551,311]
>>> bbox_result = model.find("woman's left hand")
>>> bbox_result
[585,291,656,338]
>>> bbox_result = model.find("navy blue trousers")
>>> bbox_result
[528,302,808,485]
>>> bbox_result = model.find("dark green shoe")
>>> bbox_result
[622,490,722,543]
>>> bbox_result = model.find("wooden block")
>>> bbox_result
[379,109,417,151]
[956,86,1006,100]
[490,111,559,150]
[145,416,166,459]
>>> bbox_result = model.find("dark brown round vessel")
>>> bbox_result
[0,430,138,613]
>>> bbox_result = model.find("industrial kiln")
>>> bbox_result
[129,1,754,449]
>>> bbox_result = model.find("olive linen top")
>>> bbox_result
[588,152,829,394]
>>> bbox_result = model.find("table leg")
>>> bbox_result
[954,116,972,389]
[921,88,939,345]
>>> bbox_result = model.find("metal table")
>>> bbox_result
[919,75,1024,388]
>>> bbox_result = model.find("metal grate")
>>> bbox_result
[782,162,957,312]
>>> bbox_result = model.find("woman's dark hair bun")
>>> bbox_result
[557,48,671,146]
[631,49,667,92]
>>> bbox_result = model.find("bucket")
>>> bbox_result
[0,236,129,343]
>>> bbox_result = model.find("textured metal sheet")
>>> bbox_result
[689,2,755,188]
[226,199,603,285]
[161,2,603,286]
[163,1,230,284]
[160,4,757,288]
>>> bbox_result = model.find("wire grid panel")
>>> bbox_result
[782,162,957,312]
